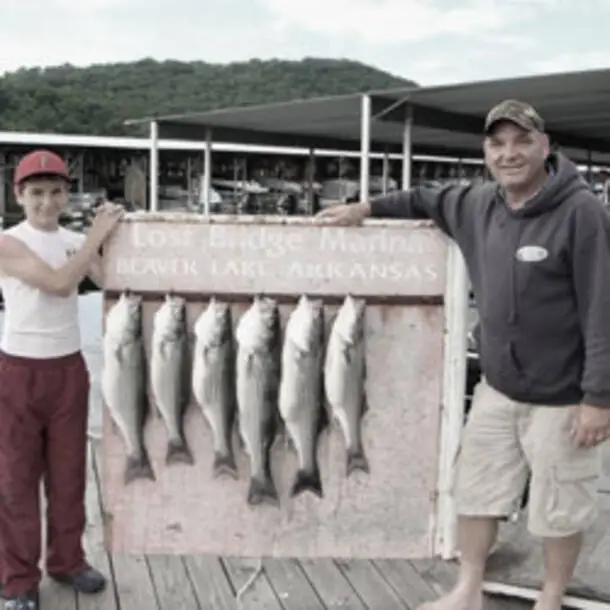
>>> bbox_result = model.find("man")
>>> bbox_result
[317,100,610,610]
[0,149,123,609]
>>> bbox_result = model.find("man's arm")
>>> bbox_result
[571,196,610,408]
[0,235,103,297]
[369,182,486,241]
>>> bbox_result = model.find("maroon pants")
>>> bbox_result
[0,350,89,597]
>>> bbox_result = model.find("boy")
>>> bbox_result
[0,149,123,609]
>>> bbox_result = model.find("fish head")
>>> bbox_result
[236,295,279,351]
[195,297,231,346]
[334,294,366,346]
[287,294,324,353]
[155,293,187,340]
[257,297,280,344]
[105,291,142,342]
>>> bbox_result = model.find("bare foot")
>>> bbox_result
[416,587,484,610]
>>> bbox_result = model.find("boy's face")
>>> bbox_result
[14,176,69,231]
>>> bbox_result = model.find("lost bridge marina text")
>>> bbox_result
[108,224,444,284]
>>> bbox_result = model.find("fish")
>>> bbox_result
[235,295,282,507]
[101,291,155,485]
[324,294,369,476]
[192,297,238,479]
[278,294,327,498]
[150,293,194,466]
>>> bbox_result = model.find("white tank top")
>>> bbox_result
[0,221,86,359]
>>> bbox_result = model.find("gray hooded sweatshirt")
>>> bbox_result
[370,152,610,408]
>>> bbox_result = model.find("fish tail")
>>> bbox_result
[247,475,279,507]
[124,451,156,485]
[346,447,370,476]
[290,467,323,499]
[212,450,238,480]
[166,437,195,466]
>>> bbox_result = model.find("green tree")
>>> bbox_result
[0,57,416,136]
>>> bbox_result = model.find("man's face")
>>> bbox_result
[14,176,69,230]
[483,121,549,191]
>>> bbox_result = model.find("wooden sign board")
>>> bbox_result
[100,213,451,559]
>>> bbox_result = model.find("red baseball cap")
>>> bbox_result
[13,149,71,185]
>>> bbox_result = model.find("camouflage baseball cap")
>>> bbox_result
[484,99,545,134]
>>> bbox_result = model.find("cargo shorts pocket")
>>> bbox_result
[545,461,599,533]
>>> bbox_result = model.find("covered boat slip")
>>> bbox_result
[111,69,610,608]
[124,67,610,213]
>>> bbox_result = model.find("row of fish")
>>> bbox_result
[101,291,369,506]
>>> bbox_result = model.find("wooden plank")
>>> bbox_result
[412,558,529,610]
[298,558,366,609]
[39,579,77,610]
[91,442,159,610]
[111,554,159,610]
[222,557,283,610]
[262,558,324,610]
[78,441,117,610]
[372,559,438,607]
[335,559,407,609]
[184,555,237,610]
[146,556,200,609]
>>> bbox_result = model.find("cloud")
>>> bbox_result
[3,0,129,9]
[260,0,555,44]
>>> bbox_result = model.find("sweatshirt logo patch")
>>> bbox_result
[515,245,548,263]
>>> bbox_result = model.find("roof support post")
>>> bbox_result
[359,94,371,203]
[307,148,316,215]
[75,151,84,194]
[402,106,413,189]
[382,149,389,194]
[202,128,212,215]
[149,120,159,212]
[0,151,6,219]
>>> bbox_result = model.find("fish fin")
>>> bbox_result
[247,475,279,507]
[212,451,238,480]
[124,451,156,485]
[346,448,370,476]
[166,438,194,466]
[291,468,323,499]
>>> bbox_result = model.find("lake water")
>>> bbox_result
[0,292,105,439]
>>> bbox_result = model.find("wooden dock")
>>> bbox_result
[30,442,531,610]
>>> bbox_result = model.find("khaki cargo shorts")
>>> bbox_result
[453,378,602,538]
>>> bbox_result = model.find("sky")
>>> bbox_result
[1,0,609,85]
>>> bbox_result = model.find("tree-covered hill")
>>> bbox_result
[0,57,416,136]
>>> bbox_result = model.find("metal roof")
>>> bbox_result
[124,68,610,164]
